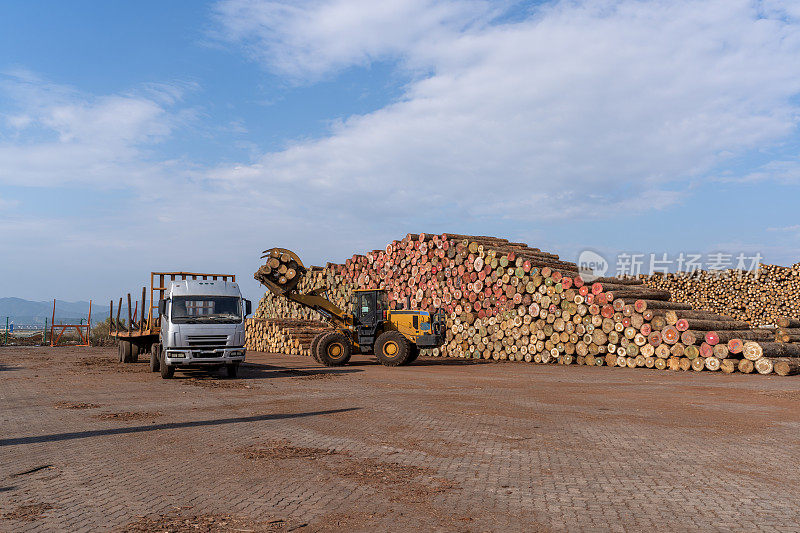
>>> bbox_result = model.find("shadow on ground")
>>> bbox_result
[345,357,491,367]
[0,408,361,447]
[164,363,363,381]
[0,362,19,371]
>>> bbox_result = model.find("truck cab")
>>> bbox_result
[156,279,251,379]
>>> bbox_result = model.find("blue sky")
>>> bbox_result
[1,0,800,306]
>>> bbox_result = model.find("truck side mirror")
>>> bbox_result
[158,299,167,316]
[245,299,252,316]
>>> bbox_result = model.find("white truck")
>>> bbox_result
[112,272,252,379]
[155,278,251,379]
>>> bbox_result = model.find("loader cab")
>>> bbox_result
[352,289,389,327]
[352,289,388,350]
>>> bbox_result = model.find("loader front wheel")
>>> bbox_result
[316,332,351,367]
[375,332,411,367]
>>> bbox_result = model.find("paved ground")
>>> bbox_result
[1,346,800,532]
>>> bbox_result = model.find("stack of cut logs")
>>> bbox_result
[245,318,330,356]
[254,249,307,293]
[642,263,800,327]
[249,233,800,376]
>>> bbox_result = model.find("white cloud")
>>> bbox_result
[0,196,17,210]
[210,0,800,223]
[719,159,800,184]
[767,224,800,232]
[213,0,497,81]
[0,72,187,187]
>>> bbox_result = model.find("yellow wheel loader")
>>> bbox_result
[256,248,446,367]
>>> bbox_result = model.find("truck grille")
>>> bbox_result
[186,335,229,347]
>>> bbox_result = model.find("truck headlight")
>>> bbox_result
[168,351,186,358]
[229,350,244,357]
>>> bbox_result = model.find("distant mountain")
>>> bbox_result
[0,298,110,326]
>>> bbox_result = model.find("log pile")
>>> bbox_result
[641,263,800,327]
[247,233,800,376]
[254,249,306,293]
[245,318,330,356]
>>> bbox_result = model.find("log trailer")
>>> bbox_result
[256,248,446,366]
[112,272,252,379]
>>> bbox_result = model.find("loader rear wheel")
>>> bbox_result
[310,332,328,364]
[316,332,351,367]
[375,332,411,367]
[150,344,160,372]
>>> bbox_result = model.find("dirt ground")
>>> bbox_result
[1,346,800,532]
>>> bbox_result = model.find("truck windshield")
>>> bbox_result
[171,296,242,324]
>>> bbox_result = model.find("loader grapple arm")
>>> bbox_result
[256,247,352,329]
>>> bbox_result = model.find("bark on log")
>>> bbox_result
[749,341,800,358]
[773,358,800,376]
[634,300,694,312]
[684,330,773,343]
[777,317,800,328]
[678,319,753,331]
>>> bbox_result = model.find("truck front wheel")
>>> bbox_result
[159,351,174,379]
[226,363,239,378]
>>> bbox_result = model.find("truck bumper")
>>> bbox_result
[164,348,245,366]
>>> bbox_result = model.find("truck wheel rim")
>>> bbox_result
[329,343,342,357]
[384,341,398,356]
